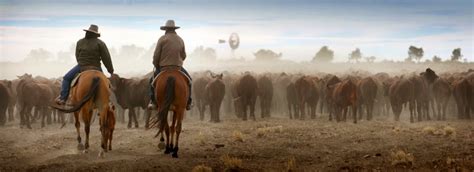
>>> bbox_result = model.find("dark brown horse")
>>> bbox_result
[52,70,114,158]
[149,67,189,158]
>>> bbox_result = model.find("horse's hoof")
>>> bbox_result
[172,152,178,158]
[98,150,105,158]
[77,143,84,150]
[158,142,165,150]
[164,147,172,154]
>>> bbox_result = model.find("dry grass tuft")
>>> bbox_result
[422,126,438,135]
[422,126,456,137]
[192,164,212,172]
[390,149,414,166]
[232,130,244,142]
[198,131,206,145]
[220,154,242,171]
[442,126,456,137]
[256,126,283,138]
[286,156,296,172]
[392,126,401,133]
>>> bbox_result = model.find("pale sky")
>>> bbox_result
[0,0,472,62]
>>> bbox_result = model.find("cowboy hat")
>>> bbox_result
[160,20,180,30]
[83,24,101,36]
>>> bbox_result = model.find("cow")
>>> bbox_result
[257,75,273,118]
[325,75,342,121]
[234,73,258,121]
[295,76,319,119]
[286,82,298,119]
[109,74,150,128]
[452,78,471,119]
[16,74,54,128]
[357,77,378,120]
[389,78,416,122]
[330,79,358,123]
[193,76,211,121]
[0,81,11,125]
[205,73,226,122]
[432,78,451,120]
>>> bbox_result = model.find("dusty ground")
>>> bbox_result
[0,112,473,171]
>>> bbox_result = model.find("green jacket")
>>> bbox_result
[75,38,114,74]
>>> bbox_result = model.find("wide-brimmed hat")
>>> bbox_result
[83,24,100,36]
[160,20,180,30]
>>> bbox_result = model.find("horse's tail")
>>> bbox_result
[54,77,100,113]
[151,76,175,137]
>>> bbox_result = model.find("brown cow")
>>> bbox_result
[331,79,358,123]
[432,78,451,120]
[16,74,53,128]
[205,73,226,122]
[235,73,258,121]
[325,75,342,121]
[389,78,415,122]
[257,75,273,118]
[295,76,319,119]
[286,82,298,119]
[452,78,471,119]
[409,75,430,121]
[193,76,211,121]
[109,74,150,128]
[0,81,11,125]
[357,77,378,120]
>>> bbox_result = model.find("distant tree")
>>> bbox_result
[254,49,282,61]
[25,48,54,62]
[408,45,424,62]
[451,48,462,61]
[348,48,362,63]
[365,56,376,63]
[312,46,334,63]
[190,46,217,61]
[432,55,442,63]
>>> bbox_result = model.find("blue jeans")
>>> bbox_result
[59,65,102,101]
[59,65,81,101]
[149,67,192,105]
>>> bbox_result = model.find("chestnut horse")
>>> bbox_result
[52,70,114,158]
[149,67,189,158]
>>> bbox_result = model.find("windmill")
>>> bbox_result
[219,33,240,58]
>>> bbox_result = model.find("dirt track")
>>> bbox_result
[0,113,473,171]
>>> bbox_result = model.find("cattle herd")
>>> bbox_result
[0,68,473,128]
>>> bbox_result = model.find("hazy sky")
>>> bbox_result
[0,0,472,62]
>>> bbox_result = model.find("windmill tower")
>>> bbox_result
[219,33,240,58]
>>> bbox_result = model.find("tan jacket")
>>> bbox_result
[152,31,186,68]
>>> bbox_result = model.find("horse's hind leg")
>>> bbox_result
[83,109,92,153]
[172,110,184,158]
[169,111,177,157]
[74,112,84,150]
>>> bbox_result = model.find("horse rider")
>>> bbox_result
[148,20,192,110]
[55,24,114,105]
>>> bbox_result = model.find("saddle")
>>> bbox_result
[151,66,191,86]
[70,73,82,88]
